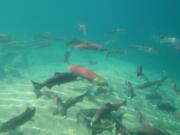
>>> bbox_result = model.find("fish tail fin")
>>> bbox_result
[31,81,42,98]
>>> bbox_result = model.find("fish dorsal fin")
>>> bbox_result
[54,72,62,76]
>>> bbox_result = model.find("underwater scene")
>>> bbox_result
[0,0,180,135]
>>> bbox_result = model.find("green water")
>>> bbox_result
[0,0,180,135]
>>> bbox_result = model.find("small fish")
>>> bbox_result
[31,72,78,98]
[64,51,71,64]
[136,65,149,81]
[136,64,144,77]
[0,107,36,133]
[125,81,136,99]
[169,79,179,94]
[156,102,178,112]
[54,91,90,116]
[135,111,170,135]
[132,45,158,55]
[90,100,126,127]
[42,91,65,116]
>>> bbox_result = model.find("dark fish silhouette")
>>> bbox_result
[44,91,90,116]
[0,107,36,133]
[136,64,143,77]
[169,79,179,94]
[64,51,71,64]
[134,75,167,90]
[42,91,64,115]
[125,81,136,99]
[156,102,178,112]
[77,109,118,135]
[90,100,126,126]
[31,72,78,98]
[136,64,149,81]
[135,111,170,135]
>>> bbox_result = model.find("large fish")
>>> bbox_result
[44,91,90,116]
[67,65,108,86]
[135,111,170,135]
[0,107,36,133]
[125,81,136,99]
[59,91,90,116]
[134,75,167,90]
[90,100,126,127]
[31,72,78,98]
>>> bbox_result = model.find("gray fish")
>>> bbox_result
[64,51,71,64]
[0,107,36,133]
[44,91,90,116]
[31,72,78,98]
[77,109,117,135]
[156,102,178,112]
[134,75,167,90]
[90,100,126,127]
[42,91,64,115]
[135,111,170,135]
[59,91,90,116]
[125,81,136,99]
[169,79,179,94]
[136,64,144,77]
